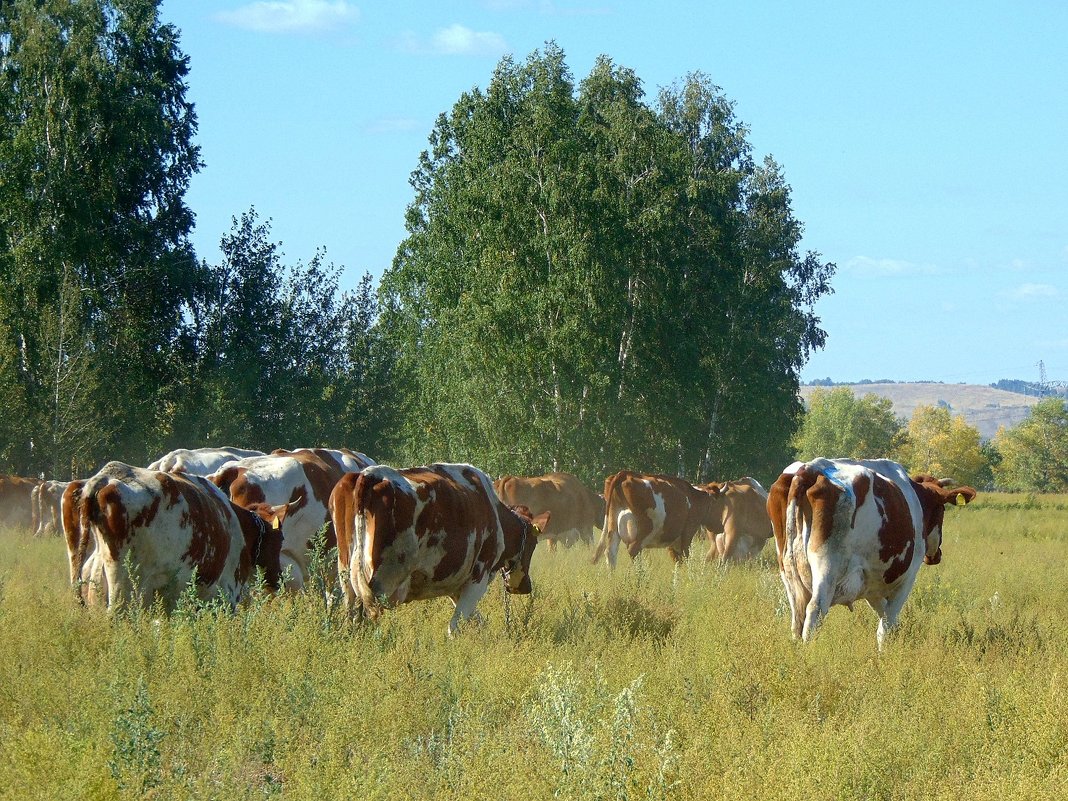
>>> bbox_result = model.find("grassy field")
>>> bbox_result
[2,495,1067,800]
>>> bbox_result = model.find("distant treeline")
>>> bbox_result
[989,379,1068,398]
[806,378,1068,397]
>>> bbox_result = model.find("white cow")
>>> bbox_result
[148,447,266,476]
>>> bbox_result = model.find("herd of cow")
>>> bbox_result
[0,446,977,646]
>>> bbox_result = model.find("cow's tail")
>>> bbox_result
[591,471,624,565]
[61,480,88,600]
[329,472,360,616]
[30,483,43,537]
[81,474,131,608]
[785,467,819,553]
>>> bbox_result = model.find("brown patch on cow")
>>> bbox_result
[156,472,185,509]
[96,484,131,560]
[171,474,238,586]
[228,474,267,508]
[208,464,247,497]
[803,474,842,553]
[874,478,915,584]
[282,449,346,508]
[329,472,362,576]
[131,495,161,529]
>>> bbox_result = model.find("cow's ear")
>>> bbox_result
[531,511,551,535]
[269,500,296,528]
[942,486,977,507]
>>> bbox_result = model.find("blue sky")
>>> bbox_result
[159,1,1068,386]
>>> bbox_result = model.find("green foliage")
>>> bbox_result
[895,403,991,487]
[382,44,833,484]
[992,398,1068,492]
[0,7,396,475]
[168,209,398,456]
[108,676,164,794]
[0,0,203,475]
[792,387,903,460]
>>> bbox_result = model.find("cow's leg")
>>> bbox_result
[780,570,809,639]
[708,531,725,561]
[872,577,918,650]
[339,565,359,618]
[802,572,833,642]
[447,578,491,637]
[608,509,633,568]
[666,535,690,562]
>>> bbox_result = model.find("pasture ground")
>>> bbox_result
[1,493,1067,800]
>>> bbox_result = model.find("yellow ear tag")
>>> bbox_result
[272,517,281,530]
[955,493,966,506]
[530,524,540,536]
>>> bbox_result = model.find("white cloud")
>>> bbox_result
[398,24,508,56]
[1012,283,1059,299]
[432,24,508,56]
[845,256,939,275]
[216,1,359,34]
[1008,257,1028,271]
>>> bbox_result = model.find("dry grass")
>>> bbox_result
[1,503,1066,800]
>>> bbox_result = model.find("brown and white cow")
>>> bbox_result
[494,472,603,550]
[147,447,266,476]
[77,462,287,611]
[768,457,977,648]
[0,474,40,531]
[32,479,69,537]
[698,477,772,562]
[593,471,718,567]
[209,448,374,591]
[331,463,549,636]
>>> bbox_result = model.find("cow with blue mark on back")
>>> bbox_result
[767,458,977,649]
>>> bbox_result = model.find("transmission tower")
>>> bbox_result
[1037,360,1048,396]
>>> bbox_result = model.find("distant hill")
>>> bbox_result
[798,382,1039,441]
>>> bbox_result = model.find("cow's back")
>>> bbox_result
[148,447,265,476]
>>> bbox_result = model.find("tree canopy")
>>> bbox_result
[894,404,988,488]
[0,0,202,474]
[992,398,1068,492]
[381,45,834,485]
[791,387,902,462]
[0,3,395,477]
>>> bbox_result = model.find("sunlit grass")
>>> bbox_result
[2,503,1067,799]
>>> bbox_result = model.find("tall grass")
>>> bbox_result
[1,501,1066,799]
